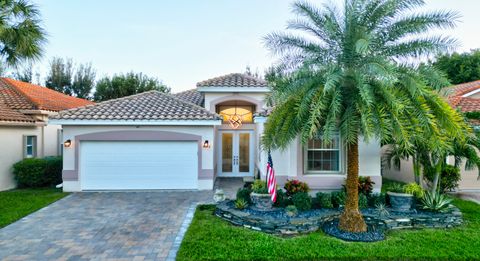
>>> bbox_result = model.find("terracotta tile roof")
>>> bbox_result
[445,80,480,112]
[174,89,204,106]
[0,78,93,124]
[0,102,34,123]
[52,91,221,121]
[1,78,94,111]
[197,73,268,87]
[0,79,35,110]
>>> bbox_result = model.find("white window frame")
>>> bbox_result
[304,133,344,174]
[24,135,37,158]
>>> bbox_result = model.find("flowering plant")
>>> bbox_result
[284,179,310,196]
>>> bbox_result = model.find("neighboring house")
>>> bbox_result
[383,80,480,191]
[51,73,382,192]
[0,78,94,191]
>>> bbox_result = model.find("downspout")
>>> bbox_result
[41,125,45,157]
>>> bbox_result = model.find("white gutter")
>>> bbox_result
[461,88,480,97]
[48,119,222,126]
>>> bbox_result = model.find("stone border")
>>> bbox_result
[215,201,463,236]
[167,203,198,261]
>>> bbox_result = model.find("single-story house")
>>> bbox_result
[51,73,382,192]
[0,78,94,191]
[383,80,480,191]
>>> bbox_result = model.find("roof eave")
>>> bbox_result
[0,120,43,126]
[48,119,222,126]
[197,86,270,93]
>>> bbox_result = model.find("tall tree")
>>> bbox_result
[72,63,96,99]
[45,57,96,98]
[45,57,73,94]
[0,0,46,67]
[434,49,480,84]
[93,72,170,102]
[263,0,464,232]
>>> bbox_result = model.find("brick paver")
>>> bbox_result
[0,191,212,261]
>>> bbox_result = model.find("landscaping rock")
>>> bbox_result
[215,200,463,238]
[322,219,385,242]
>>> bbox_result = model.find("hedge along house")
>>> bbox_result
[0,78,94,191]
[383,80,480,191]
[51,73,382,192]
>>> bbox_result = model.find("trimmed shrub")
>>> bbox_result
[291,192,312,211]
[313,192,333,209]
[284,179,310,196]
[358,193,368,209]
[331,191,346,208]
[236,187,252,204]
[44,156,63,186]
[13,157,63,188]
[274,189,291,208]
[13,158,48,188]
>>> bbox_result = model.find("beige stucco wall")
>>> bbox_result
[382,147,480,191]
[61,125,215,191]
[0,123,61,191]
[259,136,383,192]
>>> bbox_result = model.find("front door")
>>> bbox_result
[218,131,254,176]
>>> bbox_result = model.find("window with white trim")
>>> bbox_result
[24,135,37,158]
[305,134,341,173]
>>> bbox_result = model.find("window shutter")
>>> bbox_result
[33,136,37,158]
[22,135,27,158]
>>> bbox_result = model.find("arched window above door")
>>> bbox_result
[216,101,256,128]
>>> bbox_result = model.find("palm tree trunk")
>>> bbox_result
[338,140,367,232]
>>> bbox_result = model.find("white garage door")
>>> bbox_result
[80,141,198,190]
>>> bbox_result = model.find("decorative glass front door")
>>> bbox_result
[219,131,253,176]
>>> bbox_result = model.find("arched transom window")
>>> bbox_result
[216,101,255,128]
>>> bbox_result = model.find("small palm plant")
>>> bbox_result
[263,0,464,232]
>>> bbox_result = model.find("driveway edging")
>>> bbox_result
[167,202,199,261]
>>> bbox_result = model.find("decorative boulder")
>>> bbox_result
[213,189,226,202]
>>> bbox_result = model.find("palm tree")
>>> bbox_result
[263,0,466,232]
[0,0,46,67]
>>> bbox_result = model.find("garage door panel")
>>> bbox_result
[80,141,198,190]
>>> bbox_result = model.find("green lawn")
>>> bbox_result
[0,188,68,228]
[178,199,480,260]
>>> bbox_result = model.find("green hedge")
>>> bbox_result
[13,157,62,188]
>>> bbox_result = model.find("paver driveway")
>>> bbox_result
[0,191,212,260]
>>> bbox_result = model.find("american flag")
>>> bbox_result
[266,151,277,202]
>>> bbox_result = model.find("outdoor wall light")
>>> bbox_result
[203,140,211,149]
[64,139,72,148]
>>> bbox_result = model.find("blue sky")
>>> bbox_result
[32,0,480,92]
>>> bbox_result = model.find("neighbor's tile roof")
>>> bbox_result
[0,78,94,111]
[445,80,480,112]
[174,89,204,106]
[196,73,268,87]
[52,91,221,121]
[0,102,35,123]
[0,78,93,124]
